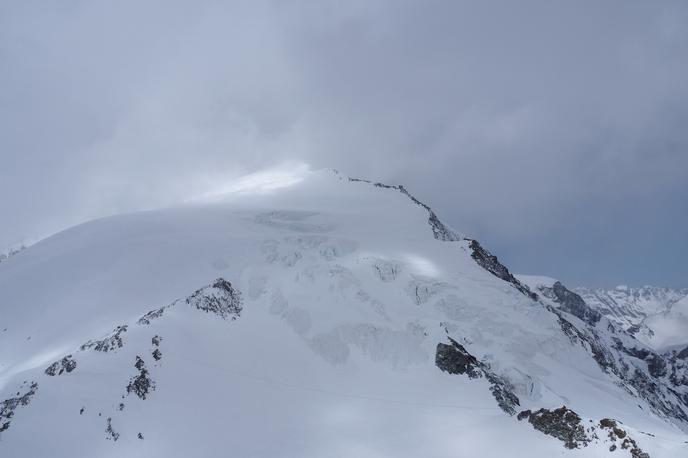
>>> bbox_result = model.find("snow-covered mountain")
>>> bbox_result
[1,170,687,457]
[576,286,688,351]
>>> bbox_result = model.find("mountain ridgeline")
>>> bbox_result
[0,170,685,457]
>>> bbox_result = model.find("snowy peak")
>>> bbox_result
[1,170,687,457]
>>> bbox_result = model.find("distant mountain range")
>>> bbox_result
[576,286,688,350]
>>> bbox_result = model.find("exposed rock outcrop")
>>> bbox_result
[468,240,538,300]
[126,356,155,400]
[81,325,128,352]
[436,338,520,415]
[599,418,650,458]
[539,281,601,325]
[0,381,38,433]
[517,406,589,449]
[186,278,243,320]
[138,278,243,325]
[45,355,77,376]
[436,341,482,379]
[138,306,166,325]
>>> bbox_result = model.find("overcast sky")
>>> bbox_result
[1,0,687,287]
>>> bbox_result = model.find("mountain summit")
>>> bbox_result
[0,170,686,457]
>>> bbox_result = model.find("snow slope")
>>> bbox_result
[1,170,686,457]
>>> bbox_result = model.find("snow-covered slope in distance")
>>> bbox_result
[576,286,688,350]
[643,295,688,351]
[0,169,686,457]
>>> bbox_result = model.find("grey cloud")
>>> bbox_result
[1,0,687,286]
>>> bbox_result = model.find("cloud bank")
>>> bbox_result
[1,0,687,286]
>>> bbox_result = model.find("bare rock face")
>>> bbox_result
[81,325,128,352]
[599,418,650,458]
[517,408,652,456]
[0,381,38,433]
[138,306,166,325]
[45,355,77,376]
[517,406,588,449]
[436,338,520,415]
[646,354,668,378]
[126,356,155,400]
[485,373,521,417]
[186,278,243,320]
[138,277,242,325]
[435,340,482,379]
[540,281,601,325]
[467,240,538,300]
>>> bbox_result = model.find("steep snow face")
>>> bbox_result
[575,286,688,350]
[0,170,686,457]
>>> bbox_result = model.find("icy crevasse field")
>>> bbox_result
[0,170,686,457]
